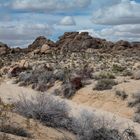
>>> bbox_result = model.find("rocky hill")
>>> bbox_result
[1,32,140,57]
[1,32,140,140]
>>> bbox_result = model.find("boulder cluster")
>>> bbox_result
[0,32,140,56]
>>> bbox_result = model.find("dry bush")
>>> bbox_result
[14,94,138,140]
[112,64,126,73]
[128,92,140,123]
[0,133,12,140]
[72,109,137,140]
[0,124,31,138]
[14,94,73,130]
[93,71,115,80]
[0,98,31,138]
[128,92,140,107]
[94,79,117,91]
[132,70,140,80]
[115,90,128,100]
[61,82,76,98]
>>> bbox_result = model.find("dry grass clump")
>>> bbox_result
[93,79,117,91]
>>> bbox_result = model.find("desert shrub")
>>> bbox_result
[128,92,140,123]
[94,72,115,80]
[61,82,76,98]
[0,98,31,138]
[73,110,137,140]
[18,69,54,91]
[132,70,140,80]
[122,69,132,76]
[115,90,128,100]
[14,94,138,140]
[76,65,93,79]
[0,124,31,138]
[0,133,12,140]
[15,94,73,130]
[94,79,117,91]
[112,64,126,73]
[128,92,140,107]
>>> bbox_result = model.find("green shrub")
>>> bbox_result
[112,64,126,73]
[94,79,117,91]
[115,90,128,100]
[94,72,115,80]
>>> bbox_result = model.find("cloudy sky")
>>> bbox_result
[0,0,140,47]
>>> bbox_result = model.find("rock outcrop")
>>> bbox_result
[55,32,115,53]
[0,42,10,55]
[28,36,55,52]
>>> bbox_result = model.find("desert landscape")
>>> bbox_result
[1,0,140,139]
[0,31,140,140]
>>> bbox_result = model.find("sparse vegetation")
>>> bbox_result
[112,64,126,73]
[14,94,138,140]
[128,92,140,123]
[0,98,31,139]
[115,90,128,100]
[94,71,115,80]
[132,70,140,80]
[94,79,117,90]
[15,94,73,129]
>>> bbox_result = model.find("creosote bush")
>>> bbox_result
[94,79,117,91]
[115,90,128,100]
[94,71,115,80]
[112,64,126,73]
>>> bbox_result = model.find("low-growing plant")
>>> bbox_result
[14,94,138,140]
[132,70,140,80]
[112,64,126,73]
[115,90,128,100]
[94,79,117,91]
[15,94,73,130]
[94,72,115,80]
[0,98,31,138]
[128,92,140,123]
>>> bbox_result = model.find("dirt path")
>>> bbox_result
[0,79,140,139]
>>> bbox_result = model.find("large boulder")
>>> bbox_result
[114,40,131,50]
[70,75,82,90]
[8,65,22,77]
[40,44,51,54]
[28,36,47,51]
[0,42,9,55]
[18,60,30,69]
[28,36,55,52]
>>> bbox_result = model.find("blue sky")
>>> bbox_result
[0,0,140,47]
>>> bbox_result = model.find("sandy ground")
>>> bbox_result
[1,79,140,139]
[0,79,38,103]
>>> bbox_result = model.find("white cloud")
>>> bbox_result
[10,0,91,12]
[59,16,76,26]
[98,24,140,41]
[92,0,140,25]
[0,22,53,47]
